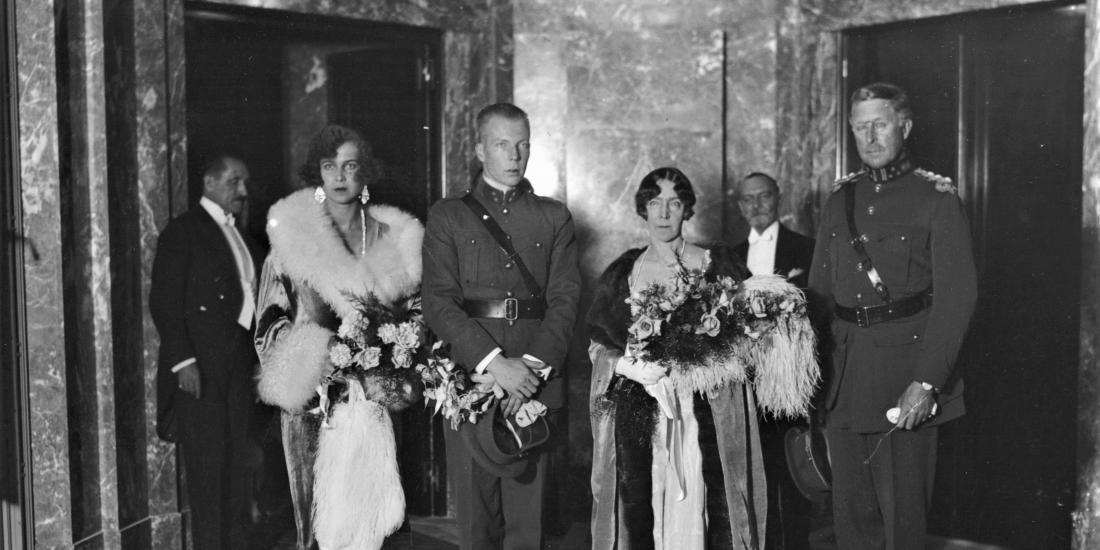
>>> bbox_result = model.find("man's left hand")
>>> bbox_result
[501,393,528,417]
[896,381,936,430]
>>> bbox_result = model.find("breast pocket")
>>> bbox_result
[870,224,927,289]
[455,230,504,287]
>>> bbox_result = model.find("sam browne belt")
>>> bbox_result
[835,289,933,328]
[462,298,546,321]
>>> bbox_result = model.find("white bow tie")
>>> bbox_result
[223,212,236,226]
[747,231,773,245]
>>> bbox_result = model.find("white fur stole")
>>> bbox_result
[256,322,332,411]
[266,188,423,319]
[314,381,405,550]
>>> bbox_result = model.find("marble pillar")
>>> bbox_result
[58,0,123,547]
[15,0,75,546]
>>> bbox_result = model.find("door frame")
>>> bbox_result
[184,0,445,210]
[1,0,33,544]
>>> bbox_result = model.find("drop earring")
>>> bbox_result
[314,187,326,203]
[360,187,370,204]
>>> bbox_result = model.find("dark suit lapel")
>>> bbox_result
[774,225,795,275]
[193,206,241,282]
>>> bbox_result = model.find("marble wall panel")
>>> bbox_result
[1078,3,1100,547]
[61,0,122,546]
[515,33,568,200]
[15,0,75,545]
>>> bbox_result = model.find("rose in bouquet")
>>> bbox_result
[316,293,426,425]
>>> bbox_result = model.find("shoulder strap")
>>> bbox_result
[461,194,544,299]
[844,183,891,303]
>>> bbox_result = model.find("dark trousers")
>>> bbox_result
[759,418,811,550]
[177,390,251,550]
[444,425,547,550]
[825,426,937,550]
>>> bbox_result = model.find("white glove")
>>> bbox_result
[614,356,666,385]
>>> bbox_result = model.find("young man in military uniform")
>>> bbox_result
[422,103,581,550]
[808,83,977,549]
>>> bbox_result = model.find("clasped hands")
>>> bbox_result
[480,356,547,416]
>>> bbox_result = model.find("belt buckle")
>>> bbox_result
[855,307,871,328]
[504,297,519,321]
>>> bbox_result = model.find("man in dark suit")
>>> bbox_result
[150,156,261,550]
[734,171,816,549]
[809,82,976,549]
[422,103,581,550]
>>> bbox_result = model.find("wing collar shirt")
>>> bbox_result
[746,220,779,276]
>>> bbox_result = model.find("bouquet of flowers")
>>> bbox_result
[626,269,819,417]
[416,341,498,430]
[316,293,426,425]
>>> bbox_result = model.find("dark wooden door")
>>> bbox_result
[844,5,1084,549]
[327,47,446,516]
[328,46,439,221]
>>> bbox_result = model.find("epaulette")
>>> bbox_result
[831,171,864,193]
[914,168,957,194]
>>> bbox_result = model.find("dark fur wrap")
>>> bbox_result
[586,245,750,546]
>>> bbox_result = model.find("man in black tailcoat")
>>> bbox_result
[809,82,977,550]
[734,171,816,549]
[150,156,261,550]
[422,103,581,550]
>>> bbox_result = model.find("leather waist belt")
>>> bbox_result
[463,298,546,321]
[835,289,932,328]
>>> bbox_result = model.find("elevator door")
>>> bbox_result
[843,4,1084,549]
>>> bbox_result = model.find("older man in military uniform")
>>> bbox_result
[422,103,581,550]
[808,83,977,549]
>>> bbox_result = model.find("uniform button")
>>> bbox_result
[535,242,542,247]
[830,232,836,238]
[506,291,514,297]
[856,293,862,300]
[913,334,920,340]
[219,294,225,300]
[900,235,907,241]
[874,184,883,193]
[505,262,513,269]
[470,239,476,244]
[860,234,869,243]
[867,206,875,215]
[502,208,510,215]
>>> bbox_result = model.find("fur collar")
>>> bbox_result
[266,188,423,317]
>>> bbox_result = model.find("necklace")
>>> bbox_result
[358,206,367,256]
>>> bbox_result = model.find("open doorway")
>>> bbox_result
[183,1,447,535]
[843,3,1084,548]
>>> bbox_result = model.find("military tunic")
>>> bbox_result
[808,159,977,433]
[422,175,581,550]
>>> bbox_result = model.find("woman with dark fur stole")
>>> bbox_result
[254,125,424,550]
[587,167,768,549]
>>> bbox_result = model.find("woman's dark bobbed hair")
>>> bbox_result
[634,167,696,220]
[298,124,382,188]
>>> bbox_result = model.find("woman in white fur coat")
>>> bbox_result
[254,125,423,550]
